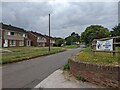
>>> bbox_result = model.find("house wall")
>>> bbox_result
[37,37,46,47]
[2,29,27,47]
[27,32,37,46]
[2,30,4,47]
[24,39,31,46]
[27,32,47,47]
[45,37,55,47]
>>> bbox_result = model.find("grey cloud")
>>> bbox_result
[1,1,118,38]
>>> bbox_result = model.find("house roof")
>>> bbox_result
[29,31,45,38]
[44,35,54,39]
[0,23,26,33]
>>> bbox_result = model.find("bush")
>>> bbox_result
[63,63,70,70]
[76,75,87,82]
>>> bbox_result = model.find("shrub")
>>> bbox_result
[76,75,87,82]
[63,63,70,70]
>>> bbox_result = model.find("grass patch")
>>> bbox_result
[64,45,79,49]
[75,47,120,66]
[1,47,66,64]
[64,63,70,70]
[76,75,87,82]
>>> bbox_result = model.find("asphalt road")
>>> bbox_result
[2,48,82,88]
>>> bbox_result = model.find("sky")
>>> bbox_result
[1,0,119,38]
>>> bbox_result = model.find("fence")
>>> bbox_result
[91,36,120,56]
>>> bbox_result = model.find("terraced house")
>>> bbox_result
[27,31,46,47]
[0,23,31,47]
[45,35,55,47]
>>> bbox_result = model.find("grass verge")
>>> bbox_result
[64,45,79,49]
[1,47,66,64]
[75,47,120,66]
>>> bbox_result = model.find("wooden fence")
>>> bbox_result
[91,36,120,56]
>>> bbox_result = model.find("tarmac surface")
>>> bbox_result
[2,48,82,88]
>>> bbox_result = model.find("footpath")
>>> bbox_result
[34,69,103,88]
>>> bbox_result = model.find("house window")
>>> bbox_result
[19,40,24,46]
[37,37,40,40]
[25,34,27,38]
[10,40,16,46]
[10,32,15,35]
[23,34,26,37]
[4,31,9,35]
[19,32,23,36]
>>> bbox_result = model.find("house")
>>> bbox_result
[27,31,46,47]
[0,23,31,47]
[45,35,55,47]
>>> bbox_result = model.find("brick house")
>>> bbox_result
[0,23,31,47]
[45,35,55,47]
[27,31,46,47]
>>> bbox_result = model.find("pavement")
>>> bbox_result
[2,48,83,88]
[35,69,101,88]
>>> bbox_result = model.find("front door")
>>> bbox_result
[27,40,31,46]
[4,40,8,47]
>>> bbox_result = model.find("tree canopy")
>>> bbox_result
[80,25,110,45]
[54,38,65,47]
[65,32,80,45]
[111,24,120,37]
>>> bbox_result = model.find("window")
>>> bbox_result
[10,32,15,35]
[4,31,9,35]
[19,40,24,46]
[37,37,40,40]
[19,32,23,36]
[10,40,16,46]
[25,34,27,38]
[23,34,26,37]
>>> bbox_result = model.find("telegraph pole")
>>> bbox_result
[49,14,50,51]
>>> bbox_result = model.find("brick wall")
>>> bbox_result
[27,32,37,46]
[69,59,120,88]
[2,30,4,47]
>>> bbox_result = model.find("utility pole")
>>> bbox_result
[49,14,50,51]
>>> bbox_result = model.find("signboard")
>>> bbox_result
[96,39,113,51]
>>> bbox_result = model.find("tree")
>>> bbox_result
[54,38,65,47]
[80,25,110,45]
[65,32,80,45]
[111,24,120,46]
[111,24,120,37]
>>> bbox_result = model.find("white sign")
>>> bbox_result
[96,39,113,51]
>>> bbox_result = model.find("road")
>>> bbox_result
[2,48,82,88]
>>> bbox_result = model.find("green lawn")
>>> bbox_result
[1,47,66,64]
[75,47,120,66]
[64,45,79,49]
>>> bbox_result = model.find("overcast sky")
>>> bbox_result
[1,0,119,38]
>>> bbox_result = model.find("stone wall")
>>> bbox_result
[69,59,120,88]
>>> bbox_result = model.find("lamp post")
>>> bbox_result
[49,14,50,51]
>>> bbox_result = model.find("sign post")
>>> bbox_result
[113,38,115,56]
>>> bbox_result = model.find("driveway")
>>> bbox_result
[2,48,82,88]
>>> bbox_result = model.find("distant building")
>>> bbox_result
[27,31,46,47]
[45,35,55,47]
[0,23,31,47]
